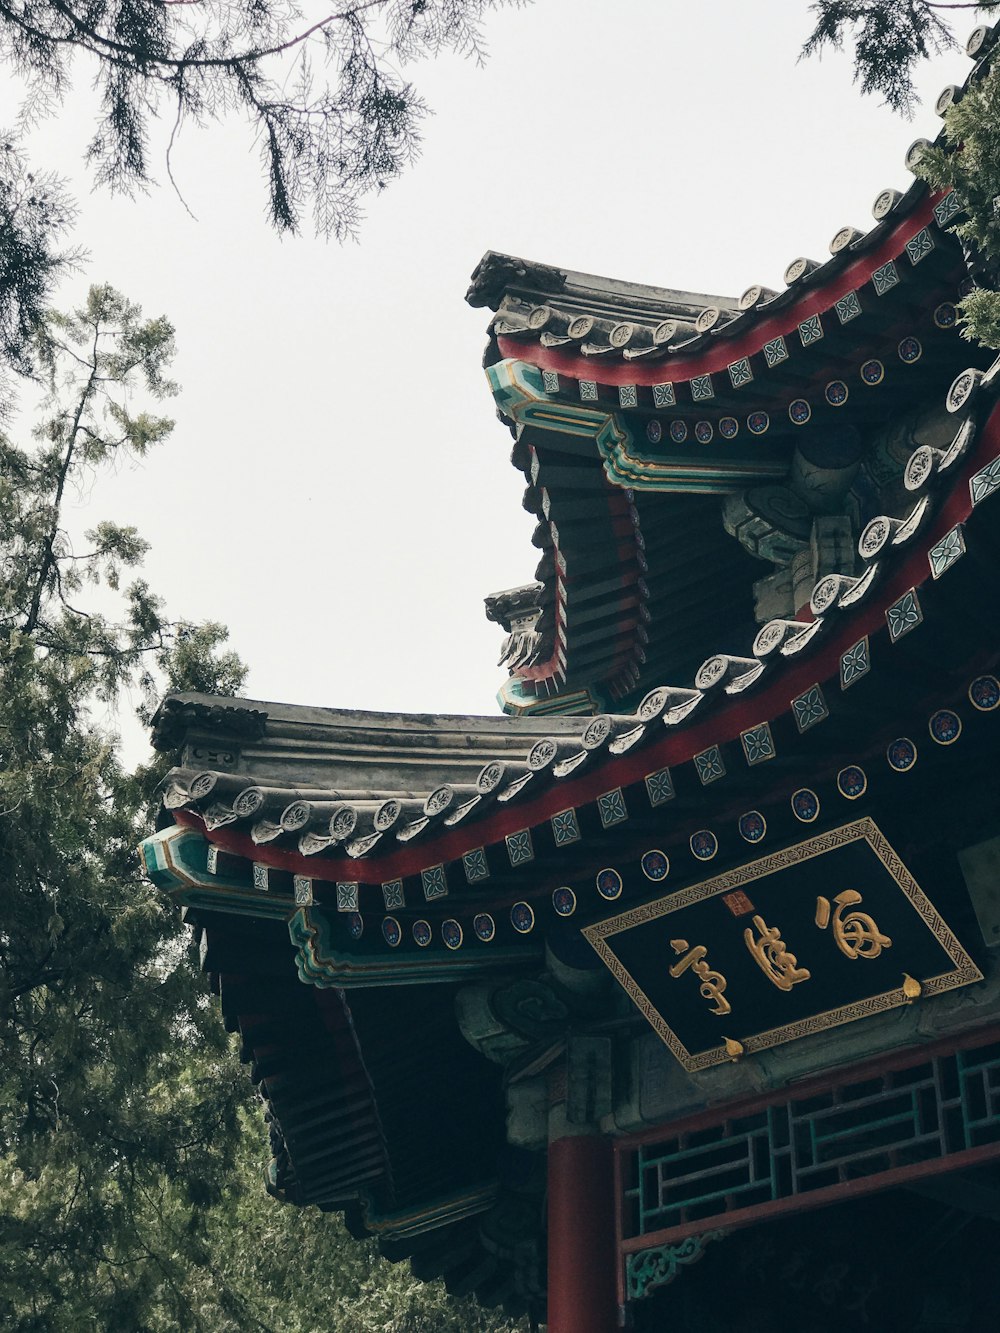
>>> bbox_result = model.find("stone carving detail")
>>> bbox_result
[527,738,558,771]
[233,787,265,818]
[330,805,358,838]
[582,715,612,750]
[477,761,505,794]
[491,979,571,1042]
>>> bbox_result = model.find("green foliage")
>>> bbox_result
[0,136,75,408]
[802,3,1000,351]
[204,1110,528,1333]
[0,281,248,1330]
[801,1,974,115]
[916,62,1000,346]
[0,281,525,1330]
[0,0,520,239]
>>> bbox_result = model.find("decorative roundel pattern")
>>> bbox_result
[753,620,787,656]
[511,901,536,933]
[791,788,820,823]
[694,420,714,444]
[638,685,670,720]
[905,446,935,491]
[552,887,577,917]
[669,420,688,444]
[969,674,1000,711]
[929,709,962,745]
[641,850,670,881]
[528,737,557,770]
[947,370,979,414]
[596,868,623,900]
[811,573,844,613]
[646,419,662,444]
[412,919,432,947]
[789,399,811,425]
[837,765,868,800]
[859,516,890,558]
[747,411,770,436]
[696,655,728,689]
[442,918,463,950]
[934,301,957,329]
[473,912,496,941]
[331,805,358,836]
[898,336,922,364]
[425,785,453,816]
[689,830,718,861]
[719,416,739,439]
[382,916,402,947]
[189,771,218,799]
[825,380,849,407]
[886,738,917,772]
[860,359,885,386]
[347,912,364,940]
[234,787,265,817]
[738,810,767,844]
[583,714,612,749]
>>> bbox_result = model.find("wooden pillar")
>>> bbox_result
[547,1131,617,1333]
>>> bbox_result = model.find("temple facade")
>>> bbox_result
[143,25,1000,1332]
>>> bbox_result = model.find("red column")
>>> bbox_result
[547,1133,618,1333]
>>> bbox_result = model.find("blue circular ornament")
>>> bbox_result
[738,810,767,843]
[551,887,577,917]
[747,411,770,436]
[788,399,811,425]
[929,709,962,745]
[473,912,495,941]
[886,738,917,772]
[837,765,868,800]
[596,868,623,900]
[511,901,535,933]
[970,675,1000,711]
[791,788,820,823]
[689,830,718,861]
[641,850,670,881]
[382,916,402,948]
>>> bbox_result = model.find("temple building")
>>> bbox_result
[143,25,1000,1332]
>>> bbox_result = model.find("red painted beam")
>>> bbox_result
[498,195,941,387]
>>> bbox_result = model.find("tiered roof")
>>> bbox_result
[143,25,1000,1324]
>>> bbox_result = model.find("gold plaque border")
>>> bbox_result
[582,817,983,1072]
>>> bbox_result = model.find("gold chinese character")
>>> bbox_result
[743,915,811,992]
[815,890,891,960]
[669,938,731,1016]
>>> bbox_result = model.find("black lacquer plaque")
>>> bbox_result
[583,819,982,1071]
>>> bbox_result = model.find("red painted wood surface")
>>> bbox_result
[498,196,940,386]
[548,1134,618,1333]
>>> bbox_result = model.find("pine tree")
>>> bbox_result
[0,282,527,1330]
[802,2,1000,347]
[0,0,519,239]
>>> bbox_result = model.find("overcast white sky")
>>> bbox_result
[0,0,974,759]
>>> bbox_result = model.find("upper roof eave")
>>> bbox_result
[466,248,737,321]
